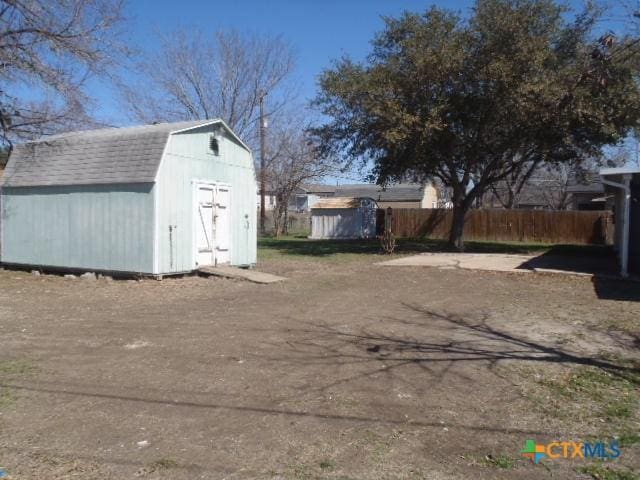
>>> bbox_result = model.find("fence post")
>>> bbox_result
[385,207,393,233]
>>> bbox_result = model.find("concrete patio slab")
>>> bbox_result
[376,253,537,273]
[377,251,622,278]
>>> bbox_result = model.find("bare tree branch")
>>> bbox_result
[119,28,297,150]
[267,119,330,236]
[0,0,128,147]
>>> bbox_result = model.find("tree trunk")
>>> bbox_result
[273,200,285,237]
[504,187,516,209]
[448,185,479,251]
[448,204,467,251]
[283,205,289,235]
[273,208,281,237]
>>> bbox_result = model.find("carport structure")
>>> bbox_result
[600,167,640,277]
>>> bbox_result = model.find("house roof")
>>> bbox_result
[312,197,370,209]
[566,173,604,194]
[566,183,604,194]
[515,188,550,207]
[334,183,427,202]
[1,119,243,188]
[300,183,337,194]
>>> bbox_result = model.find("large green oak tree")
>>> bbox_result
[313,0,640,249]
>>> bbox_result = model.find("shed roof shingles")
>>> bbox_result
[1,120,216,187]
[301,183,337,194]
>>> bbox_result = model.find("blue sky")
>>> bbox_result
[96,0,476,125]
[96,0,617,126]
[90,0,634,176]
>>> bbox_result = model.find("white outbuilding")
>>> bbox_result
[0,120,257,276]
[310,197,377,239]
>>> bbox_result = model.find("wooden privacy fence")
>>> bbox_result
[376,208,613,245]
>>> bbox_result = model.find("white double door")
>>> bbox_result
[196,184,231,267]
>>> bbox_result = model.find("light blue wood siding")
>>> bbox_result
[155,125,257,273]
[1,184,155,273]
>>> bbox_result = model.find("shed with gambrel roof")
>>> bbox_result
[0,120,257,275]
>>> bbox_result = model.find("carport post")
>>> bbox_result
[621,174,632,277]
[602,174,631,277]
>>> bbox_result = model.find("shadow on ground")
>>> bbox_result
[0,380,546,435]
[517,246,640,301]
[5,305,637,440]
[591,276,640,301]
[518,245,618,275]
[258,304,640,393]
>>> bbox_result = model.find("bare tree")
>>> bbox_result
[530,159,609,210]
[486,159,540,209]
[535,163,578,210]
[268,124,329,236]
[487,144,634,208]
[119,28,297,148]
[0,0,128,148]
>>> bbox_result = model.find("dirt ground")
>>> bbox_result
[0,248,638,479]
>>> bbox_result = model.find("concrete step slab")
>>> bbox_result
[198,266,286,284]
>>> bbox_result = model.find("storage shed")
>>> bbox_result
[310,197,377,239]
[0,120,257,275]
[600,167,640,277]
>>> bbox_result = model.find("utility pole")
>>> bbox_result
[259,91,267,235]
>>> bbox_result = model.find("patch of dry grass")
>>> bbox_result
[509,360,640,433]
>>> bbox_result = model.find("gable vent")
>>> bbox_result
[209,135,220,156]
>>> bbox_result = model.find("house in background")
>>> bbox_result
[600,167,640,277]
[257,183,335,213]
[483,175,608,211]
[567,179,607,211]
[334,183,438,209]
[483,187,549,209]
[292,184,337,212]
[257,184,278,211]
[264,182,440,213]
[0,120,257,276]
